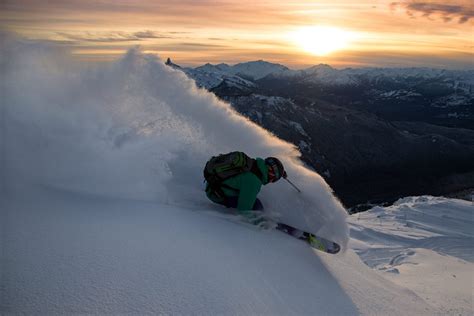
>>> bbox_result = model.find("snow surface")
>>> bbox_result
[348,196,474,315]
[3,189,357,315]
[1,33,472,315]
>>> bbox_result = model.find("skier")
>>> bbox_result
[203,151,341,253]
[203,152,286,220]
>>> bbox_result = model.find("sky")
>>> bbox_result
[1,0,473,68]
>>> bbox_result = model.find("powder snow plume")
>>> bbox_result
[1,33,348,247]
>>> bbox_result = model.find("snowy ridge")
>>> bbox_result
[348,196,474,315]
[229,60,289,80]
[301,64,357,85]
[349,196,474,262]
[184,65,256,90]
[181,59,474,90]
[275,64,358,86]
[182,60,287,89]
[273,64,474,88]
[195,62,231,73]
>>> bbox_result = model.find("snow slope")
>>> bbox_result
[348,196,474,315]
[1,33,469,315]
[3,189,355,314]
[3,188,439,315]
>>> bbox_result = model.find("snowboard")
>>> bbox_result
[276,223,341,254]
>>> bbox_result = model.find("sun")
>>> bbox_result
[291,26,354,56]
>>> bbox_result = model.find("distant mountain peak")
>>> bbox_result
[233,60,288,69]
[315,63,333,68]
[195,62,231,73]
[230,60,289,80]
[306,64,335,72]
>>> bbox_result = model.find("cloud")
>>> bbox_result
[391,1,474,23]
[57,31,174,43]
[57,32,140,43]
[142,42,231,53]
[133,30,172,39]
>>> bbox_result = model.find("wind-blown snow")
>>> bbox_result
[1,33,354,313]
[1,33,348,247]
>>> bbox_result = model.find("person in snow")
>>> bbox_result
[204,152,286,219]
[203,152,339,252]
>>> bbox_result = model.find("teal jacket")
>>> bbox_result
[206,158,269,214]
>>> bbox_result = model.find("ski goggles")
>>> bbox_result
[268,168,279,182]
[267,160,286,182]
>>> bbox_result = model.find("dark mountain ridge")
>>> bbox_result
[167,59,474,210]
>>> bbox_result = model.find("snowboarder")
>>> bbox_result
[203,152,286,220]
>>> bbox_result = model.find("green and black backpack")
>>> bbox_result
[204,151,262,200]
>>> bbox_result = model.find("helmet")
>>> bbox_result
[264,157,286,182]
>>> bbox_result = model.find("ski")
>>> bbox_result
[276,223,341,254]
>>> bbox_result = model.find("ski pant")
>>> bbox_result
[223,196,264,211]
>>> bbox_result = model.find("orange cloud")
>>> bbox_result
[56,31,175,43]
[391,1,474,23]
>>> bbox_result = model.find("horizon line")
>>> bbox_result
[163,56,474,71]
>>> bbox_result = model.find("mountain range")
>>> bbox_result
[166,58,474,209]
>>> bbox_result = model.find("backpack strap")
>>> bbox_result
[250,159,264,182]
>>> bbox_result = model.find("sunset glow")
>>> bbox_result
[291,26,356,56]
[0,0,472,68]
